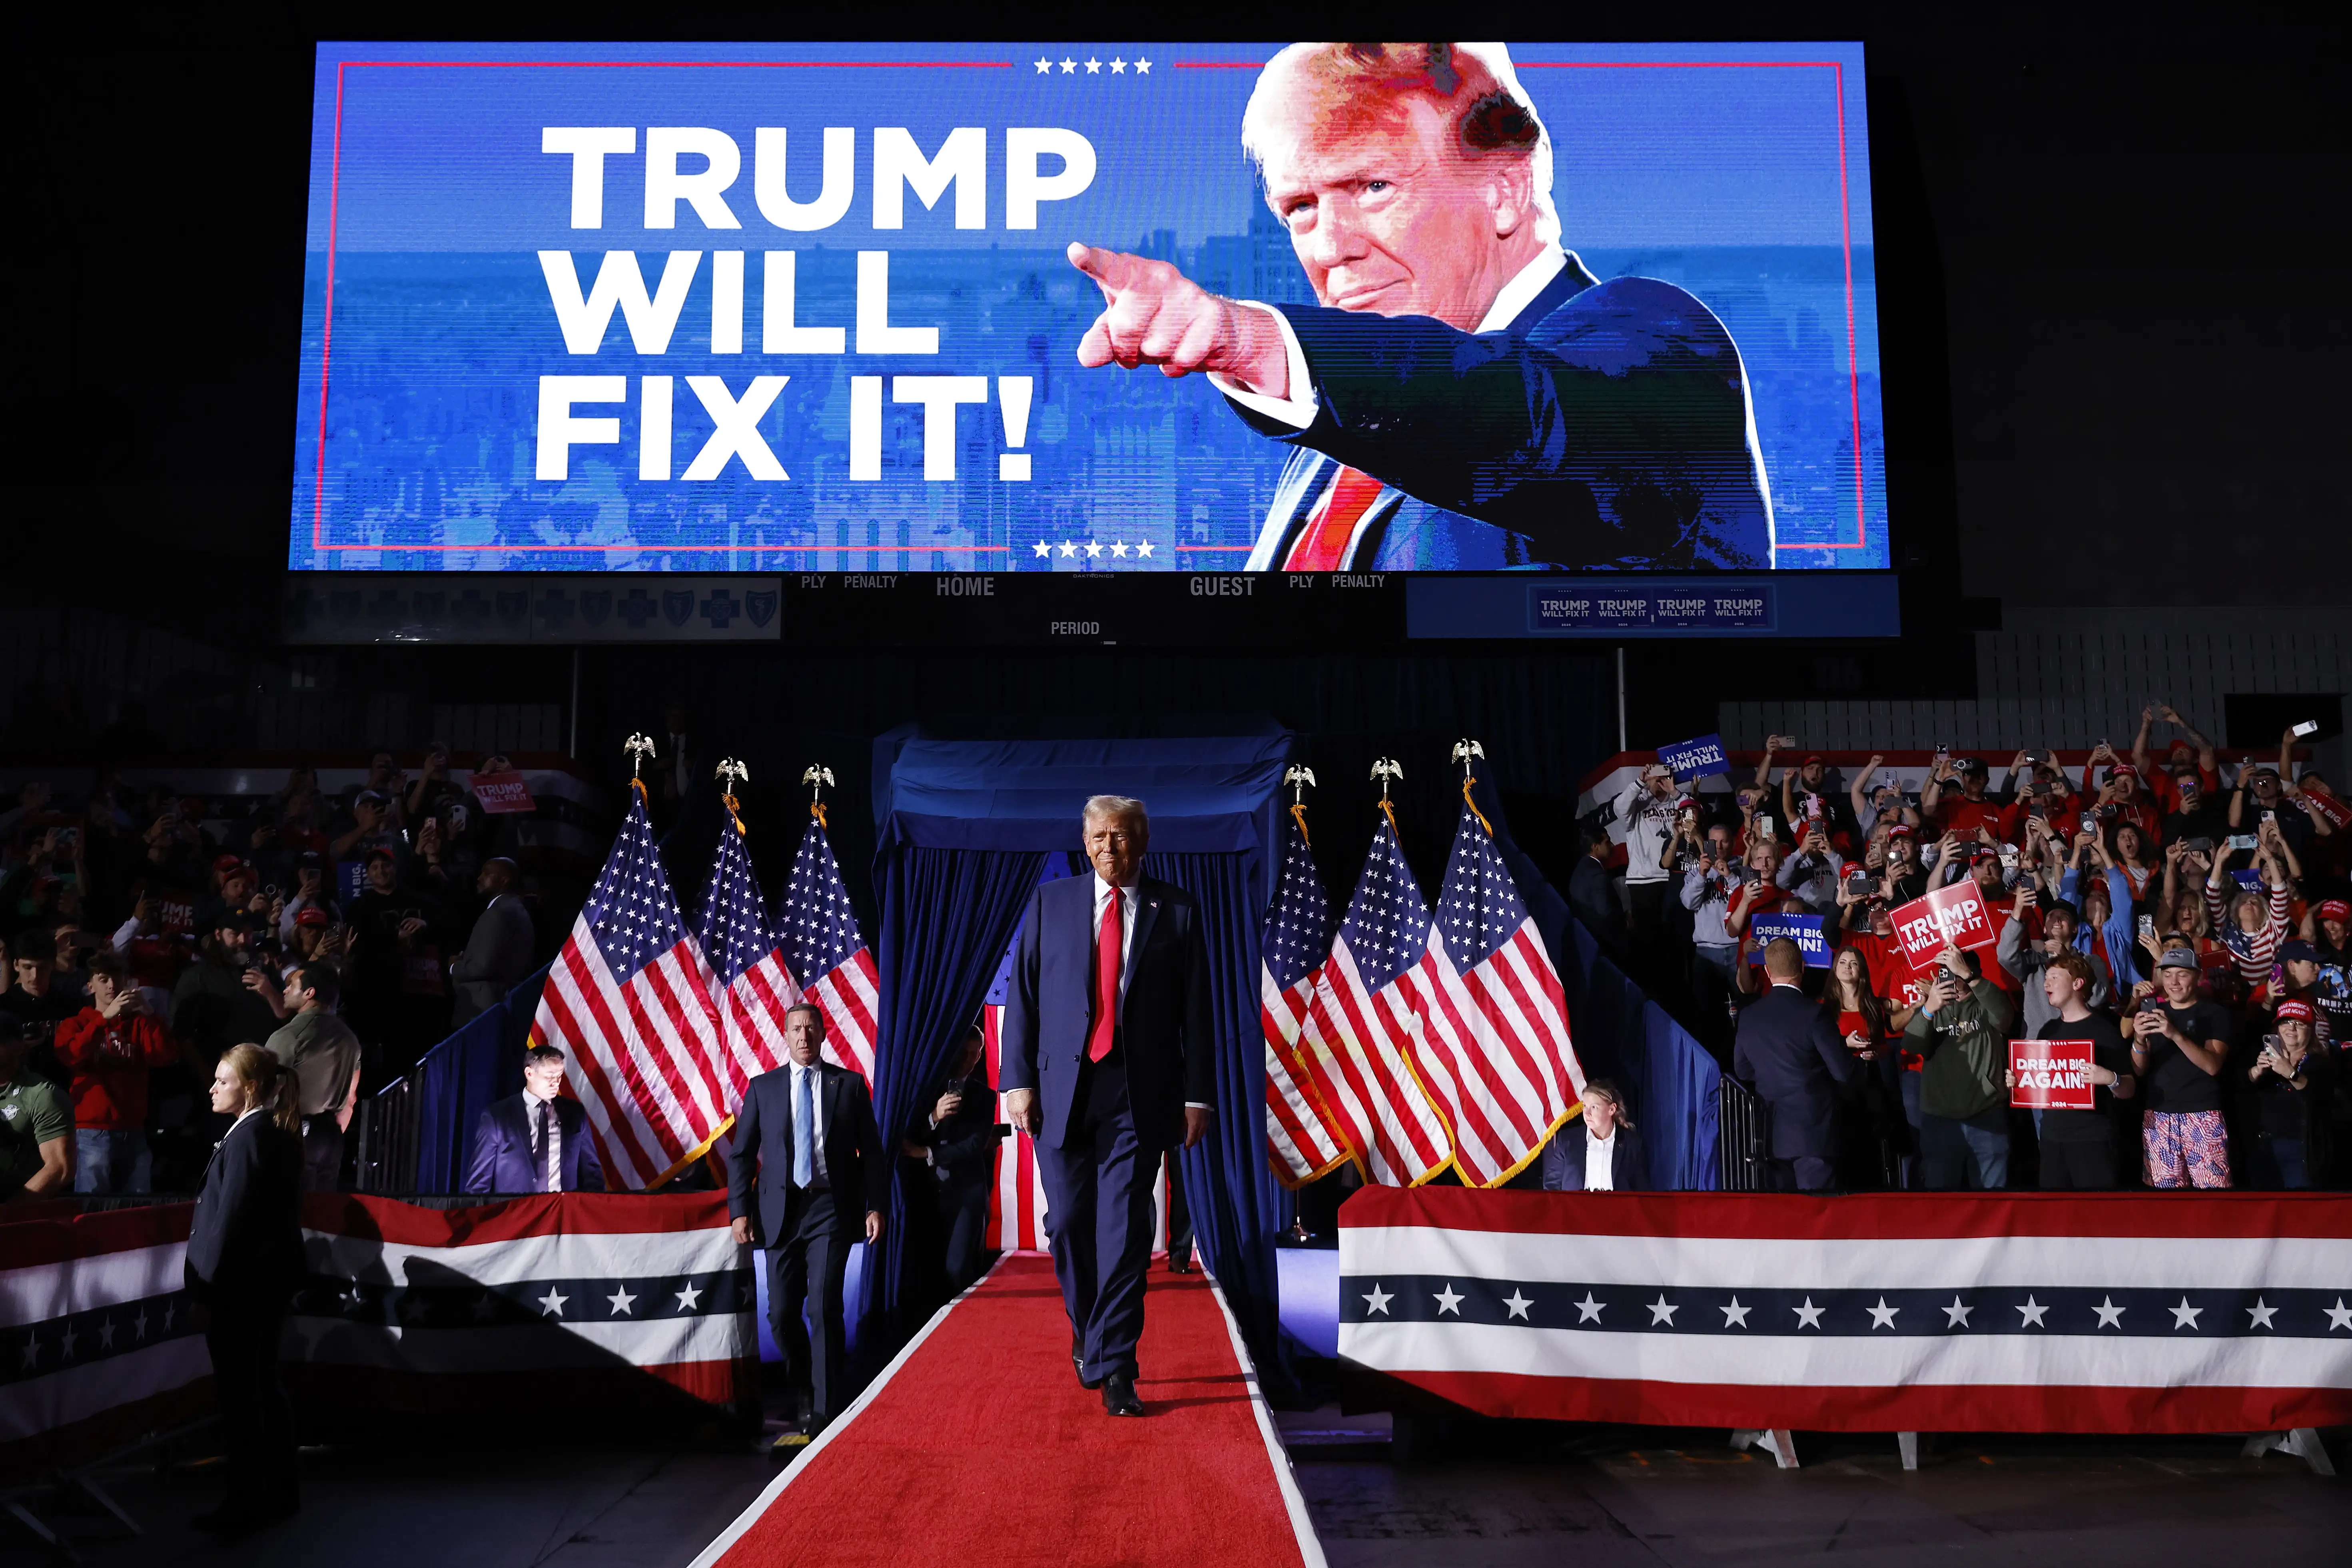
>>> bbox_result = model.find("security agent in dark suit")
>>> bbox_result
[1732,938,1860,1191]
[186,1043,305,1536]
[1067,42,1772,573]
[728,1003,887,1445]
[1001,796,1216,1418]
[463,1043,606,1194]
[1539,1078,1649,1192]
[909,1023,1004,1293]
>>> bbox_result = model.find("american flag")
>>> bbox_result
[1296,818,1452,1186]
[531,795,730,1190]
[773,814,879,1083]
[692,812,799,1102]
[1262,816,1352,1187]
[1414,803,1584,1187]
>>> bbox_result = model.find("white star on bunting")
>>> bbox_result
[1720,1297,1750,1329]
[1647,1296,1678,1327]
[2245,1298,2278,1330]
[1574,1293,1605,1323]
[1792,1297,1825,1330]
[2017,1296,2048,1328]
[2327,1298,2352,1332]
[1434,1284,1464,1316]
[1363,1284,1392,1316]
[1867,1297,1899,1331]
[608,1286,638,1316]
[1943,1297,1973,1329]
[538,1288,569,1317]
[1502,1289,1532,1321]
[2093,1297,2126,1329]
[676,1281,704,1312]
[2168,1297,2202,1331]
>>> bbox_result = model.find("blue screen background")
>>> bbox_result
[291,42,1887,573]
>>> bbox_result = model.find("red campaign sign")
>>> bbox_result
[471,771,536,815]
[2011,1039,2095,1110]
[1890,881,1998,964]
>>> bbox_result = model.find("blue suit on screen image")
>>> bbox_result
[1234,254,1776,572]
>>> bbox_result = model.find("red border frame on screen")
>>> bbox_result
[310,55,1870,561]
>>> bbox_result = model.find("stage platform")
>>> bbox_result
[688,1253,1323,1568]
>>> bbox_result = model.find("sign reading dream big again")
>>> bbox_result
[292,42,1888,575]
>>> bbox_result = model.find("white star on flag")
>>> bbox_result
[1084,540,1103,557]
[1793,1297,1825,1329]
[1720,1297,1750,1328]
[1109,57,1126,73]
[2169,1297,2202,1331]
[1943,1297,1973,1328]
[1434,1284,1464,1316]
[538,1288,569,1317]
[1135,540,1154,557]
[1867,1297,1899,1330]
[1059,58,1076,74]
[676,1282,703,1312]
[1033,541,1051,557]
[2245,1298,2277,1330]
[1363,1284,1393,1316]
[1084,57,1101,74]
[1502,1289,1532,1321]
[608,1286,638,1316]
[1034,58,1051,74]
[2094,1297,2126,1329]
[1109,540,1128,557]
[1574,1293,1605,1323]
[1133,58,1151,74]
[1647,1296,1678,1327]
[2017,1296,2048,1327]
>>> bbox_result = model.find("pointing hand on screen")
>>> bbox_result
[1068,243,1291,396]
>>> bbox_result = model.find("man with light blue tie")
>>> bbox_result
[727,1003,886,1446]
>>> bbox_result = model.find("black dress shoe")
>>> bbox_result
[1165,1258,1192,1274]
[1102,1371,1144,1417]
[1073,1334,1102,1389]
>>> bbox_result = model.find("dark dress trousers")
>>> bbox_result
[999,874,1215,1383]
[1231,257,1774,571]
[185,1110,305,1518]
[462,1092,606,1194]
[726,1060,886,1425]
[1538,1118,1650,1192]
[1732,983,1860,1191]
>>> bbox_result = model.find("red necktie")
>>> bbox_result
[1087,891,1121,1063]
[1281,466,1386,571]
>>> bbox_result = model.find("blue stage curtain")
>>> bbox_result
[411,968,545,1193]
[865,846,1048,1340]
[1143,850,1287,1386]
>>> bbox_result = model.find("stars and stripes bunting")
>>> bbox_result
[1411,801,1584,1188]
[530,795,731,1190]
[692,811,799,1103]
[773,814,879,1083]
[1261,814,1351,1187]
[1295,816,1452,1187]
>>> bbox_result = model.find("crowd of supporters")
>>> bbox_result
[1577,710,2351,1191]
[0,750,540,1195]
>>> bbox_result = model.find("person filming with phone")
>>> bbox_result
[2129,949,2234,1188]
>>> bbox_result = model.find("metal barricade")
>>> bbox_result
[352,1076,420,1194]
[1716,1077,1768,1193]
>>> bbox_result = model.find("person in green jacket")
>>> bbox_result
[1903,943,2018,1189]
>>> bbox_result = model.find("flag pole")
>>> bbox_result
[1452,738,1492,836]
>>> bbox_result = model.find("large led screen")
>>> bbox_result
[293,42,1888,573]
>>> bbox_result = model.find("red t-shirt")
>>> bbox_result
[1933,796,2004,840]
[2148,762,2219,816]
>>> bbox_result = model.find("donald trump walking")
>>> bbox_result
[1000,796,1215,1417]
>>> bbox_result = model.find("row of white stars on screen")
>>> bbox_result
[1035,56,1152,75]
[1359,1285,2352,1332]
[1033,539,1157,559]
[532,1281,706,1318]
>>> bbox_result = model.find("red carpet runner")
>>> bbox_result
[691,1254,1323,1568]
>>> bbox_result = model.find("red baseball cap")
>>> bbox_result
[213,854,249,878]
[2318,899,2350,922]
[1803,754,1825,766]
[2274,999,2314,1023]
[1886,823,1915,838]
[295,907,333,929]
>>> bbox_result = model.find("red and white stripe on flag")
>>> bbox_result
[1263,969,1349,1187]
[1297,943,1453,1187]
[1339,1187,2352,1434]
[531,799,730,1189]
[711,954,798,1098]
[804,951,880,1083]
[983,1005,1169,1253]
[1414,922,1584,1188]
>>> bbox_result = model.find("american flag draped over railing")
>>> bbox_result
[1412,801,1584,1188]
[1295,816,1453,1187]
[1262,814,1352,1187]
[774,814,879,1083]
[531,795,730,1190]
[692,811,798,1101]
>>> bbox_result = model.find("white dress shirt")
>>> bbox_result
[1584,1127,1617,1193]
[1211,245,1572,429]
[788,1059,830,1185]
[522,1083,563,1193]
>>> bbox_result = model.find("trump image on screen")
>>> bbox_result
[1068,41,1776,573]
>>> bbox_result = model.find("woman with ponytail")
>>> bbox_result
[186,1042,305,1535]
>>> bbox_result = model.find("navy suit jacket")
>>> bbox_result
[1538,1118,1650,1193]
[186,1111,304,1305]
[1232,254,1773,571]
[999,874,1216,1154]
[1731,984,1859,1161]
[463,1093,606,1195]
[726,1061,887,1249]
